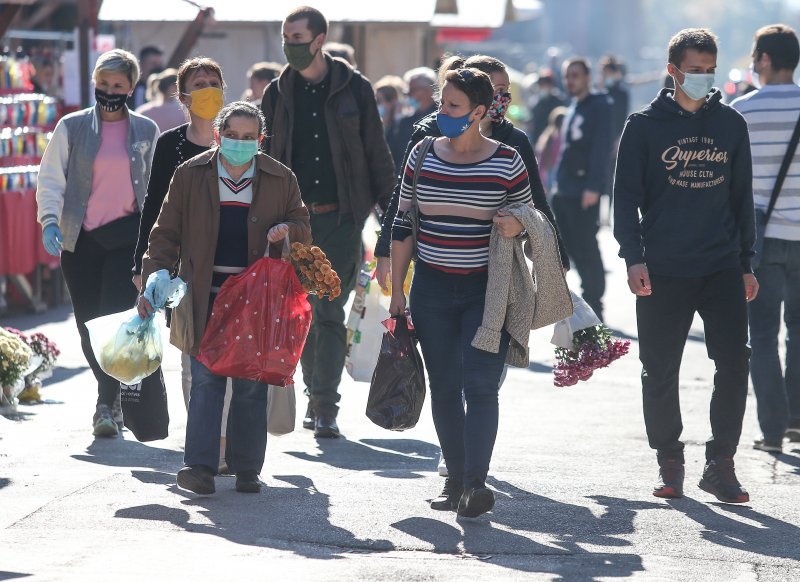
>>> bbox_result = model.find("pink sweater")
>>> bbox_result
[83,119,137,231]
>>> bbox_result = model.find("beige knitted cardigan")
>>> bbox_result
[471,202,573,367]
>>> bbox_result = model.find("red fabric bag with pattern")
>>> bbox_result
[197,257,311,386]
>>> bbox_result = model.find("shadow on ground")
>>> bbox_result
[72,438,182,473]
[668,495,800,561]
[285,438,438,478]
[0,572,33,581]
[116,473,393,560]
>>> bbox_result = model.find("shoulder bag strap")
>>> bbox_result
[410,137,435,251]
[765,112,800,222]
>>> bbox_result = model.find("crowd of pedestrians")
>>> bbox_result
[33,3,799,519]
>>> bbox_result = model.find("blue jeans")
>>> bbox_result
[410,261,510,488]
[185,358,268,474]
[749,238,800,442]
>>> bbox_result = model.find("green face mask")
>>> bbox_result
[283,40,318,71]
[220,136,258,166]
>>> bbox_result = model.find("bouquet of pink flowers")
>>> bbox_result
[550,292,630,387]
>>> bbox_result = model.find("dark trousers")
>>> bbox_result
[410,262,510,488]
[552,195,605,320]
[636,269,750,462]
[300,212,362,416]
[185,358,268,473]
[749,238,800,441]
[60,229,162,407]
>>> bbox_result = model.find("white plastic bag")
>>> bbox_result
[267,384,296,436]
[550,291,602,350]
[345,274,390,382]
[86,308,167,385]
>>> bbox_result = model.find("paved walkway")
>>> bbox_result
[2,231,799,581]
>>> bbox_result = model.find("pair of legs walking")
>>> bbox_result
[411,262,509,517]
[637,268,750,503]
[552,195,606,320]
[60,230,163,436]
[300,213,362,436]
[178,357,267,494]
[749,238,800,449]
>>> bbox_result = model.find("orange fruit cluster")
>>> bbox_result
[290,242,342,300]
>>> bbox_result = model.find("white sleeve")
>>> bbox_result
[36,120,69,228]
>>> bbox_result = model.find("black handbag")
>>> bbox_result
[366,316,426,431]
[753,113,800,270]
[88,213,141,251]
[120,367,169,442]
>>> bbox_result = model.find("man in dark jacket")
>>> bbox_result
[552,58,613,321]
[614,28,759,504]
[262,6,396,438]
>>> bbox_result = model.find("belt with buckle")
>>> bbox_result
[308,202,339,214]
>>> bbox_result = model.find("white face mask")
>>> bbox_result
[675,68,715,100]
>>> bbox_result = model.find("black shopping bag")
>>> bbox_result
[366,316,426,431]
[120,367,169,441]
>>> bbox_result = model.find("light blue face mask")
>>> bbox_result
[675,69,714,101]
[220,136,259,166]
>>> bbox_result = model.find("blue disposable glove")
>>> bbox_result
[42,224,63,256]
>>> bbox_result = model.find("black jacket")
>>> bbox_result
[555,93,614,197]
[613,88,755,276]
[261,55,396,221]
[375,113,568,268]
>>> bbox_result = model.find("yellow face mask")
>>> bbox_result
[185,86,224,120]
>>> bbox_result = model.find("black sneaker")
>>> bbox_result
[92,404,119,438]
[457,486,495,518]
[653,458,684,498]
[177,465,215,495]
[698,457,749,504]
[430,477,463,511]
[753,438,783,453]
[235,471,262,493]
[302,403,315,430]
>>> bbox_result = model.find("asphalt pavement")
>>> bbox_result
[1,229,799,581]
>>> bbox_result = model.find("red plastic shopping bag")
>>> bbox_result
[197,257,312,386]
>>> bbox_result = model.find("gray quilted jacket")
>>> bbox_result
[471,202,573,367]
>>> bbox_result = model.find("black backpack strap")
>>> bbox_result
[765,112,800,222]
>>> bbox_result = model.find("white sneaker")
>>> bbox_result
[437,452,448,477]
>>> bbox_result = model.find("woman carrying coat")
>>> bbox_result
[36,49,159,437]
[389,69,532,518]
[138,101,311,495]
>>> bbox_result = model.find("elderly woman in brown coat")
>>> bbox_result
[139,101,311,495]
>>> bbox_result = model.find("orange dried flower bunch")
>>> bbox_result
[290,242,342,300]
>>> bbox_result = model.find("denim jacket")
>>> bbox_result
[36,105,158,252]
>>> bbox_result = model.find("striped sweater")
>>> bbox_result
[731,84,800,241]
[392,141,532,273]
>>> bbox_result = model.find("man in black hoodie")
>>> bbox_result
[614,28,759,504]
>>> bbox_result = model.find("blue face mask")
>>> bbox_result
[436,111,474,138]
[675,69,714,101]
[220,136,259,166]
[377,103,386,119]
[406,97,420,111]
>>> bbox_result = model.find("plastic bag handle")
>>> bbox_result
[264,230,292,260]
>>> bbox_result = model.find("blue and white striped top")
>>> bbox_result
[731,84,800,241]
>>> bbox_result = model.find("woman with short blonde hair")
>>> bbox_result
[36,49,159,437]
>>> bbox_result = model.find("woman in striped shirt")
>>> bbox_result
[390,68,531,518]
